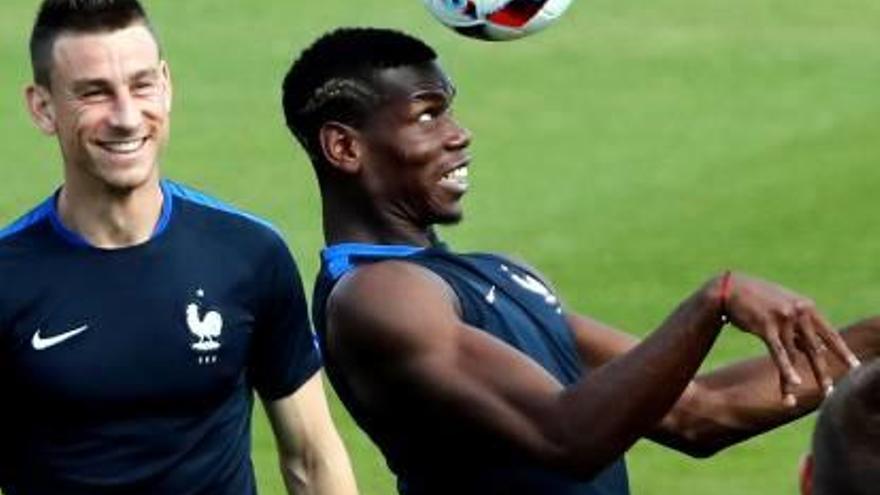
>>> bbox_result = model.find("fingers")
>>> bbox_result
[808,309,861,369]
[763,322,801,407]
[725,274,861,406]
[787,303,862,403]
[795,309,832,397]
[778,315,801,406]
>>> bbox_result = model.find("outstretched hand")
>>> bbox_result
[722,273,861,406]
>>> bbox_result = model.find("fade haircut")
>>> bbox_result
[30,0,156,88]
[282,27,437,166]
[811,360,880,495]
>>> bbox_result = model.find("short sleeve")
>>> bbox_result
[249,236,322,401]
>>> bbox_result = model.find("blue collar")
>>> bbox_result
[49,180,174,248]
[321,243,425,280]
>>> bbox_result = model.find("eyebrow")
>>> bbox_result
[411,86,456,104]
[128,68,160,81]
[70,67,160,91]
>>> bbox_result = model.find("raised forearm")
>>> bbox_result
[556,279,726,474]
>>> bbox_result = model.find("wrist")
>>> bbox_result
[719,270,733,325]
[705,270,733,326]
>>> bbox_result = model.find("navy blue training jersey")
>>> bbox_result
[0,180,321,495]
[313,243,629,495]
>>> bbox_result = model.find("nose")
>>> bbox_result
[446,118,472,150]
[108,91,142,132]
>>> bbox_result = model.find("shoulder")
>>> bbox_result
[0,197,56,272]
[326,260,460,350]
[0,196,54,247]
[164,180,290,255]
[331,260,455,314]
[165,180,282,238]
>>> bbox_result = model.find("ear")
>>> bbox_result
[799,453,814,495]
[319,121,362,174]
[25,84,57,135]
[159,59,172,113]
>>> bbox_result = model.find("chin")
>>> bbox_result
[431,211,464,226]
[95,166,158,194]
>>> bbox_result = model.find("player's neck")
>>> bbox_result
[322,195,434,248]
[57,177,164,249]
[323,216,434,247]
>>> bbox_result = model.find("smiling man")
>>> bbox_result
[282,28,880,495]
[0,1,357,494]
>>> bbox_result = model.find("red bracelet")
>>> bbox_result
[719,270,733,324]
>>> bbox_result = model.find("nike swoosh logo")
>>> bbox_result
[32,325,89,350]
[485,285,497,304]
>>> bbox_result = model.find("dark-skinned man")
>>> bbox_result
[281,27,877,495]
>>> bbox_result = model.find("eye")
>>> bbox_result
[417,111,436,123]
[132,80,159,96]
[79,88,109,101]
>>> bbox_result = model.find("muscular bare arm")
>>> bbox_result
[568,307,875,457]
[325,262,833,478]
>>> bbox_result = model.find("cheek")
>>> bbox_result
[56,105,99,143]
[142,93,170,117]
[397,136,440,170]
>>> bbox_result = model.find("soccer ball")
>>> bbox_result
[422,0,573,41]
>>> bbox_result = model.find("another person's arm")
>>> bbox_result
[253,237,358,495]
[326,262,843,478]
[264,373,359,495]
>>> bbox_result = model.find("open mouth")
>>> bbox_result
[441,166,469,182]
[438,165,469,192]
[96,137,148,155]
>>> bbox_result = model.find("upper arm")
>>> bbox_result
[251,238,321,400]
[326,261,574,464]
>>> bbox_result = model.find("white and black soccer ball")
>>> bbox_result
[422,0,573,41]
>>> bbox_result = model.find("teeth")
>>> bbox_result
[100,139,144,153]
[443,167,469,181]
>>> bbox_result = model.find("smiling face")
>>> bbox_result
[26,23,171,195]
[358,61,472,228]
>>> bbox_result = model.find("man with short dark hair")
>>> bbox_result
[282,27,880,495]
[0,1,357,494]
[800,360,880,495]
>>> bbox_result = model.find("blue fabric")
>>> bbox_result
[321,242,425,279]
[312,244,630,495]
[0,196,54,242]
[1,180,276,249]
[0,182,319,494]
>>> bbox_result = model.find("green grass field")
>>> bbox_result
[2,0,879,493]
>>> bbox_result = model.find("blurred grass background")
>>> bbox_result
[2,0,879,493]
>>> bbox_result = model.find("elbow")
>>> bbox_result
[673,438,725,459]
[278,451,310,490]
[548,449,623,481]
[540,430,638,481]
[652,420,729,459]
[657,388,735,459]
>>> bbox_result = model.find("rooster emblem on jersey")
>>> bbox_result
[187,289,223,354]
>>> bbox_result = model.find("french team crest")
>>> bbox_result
[186,288,223,364]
